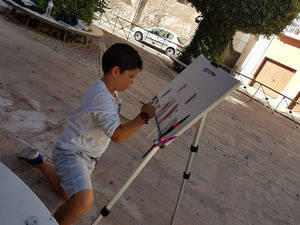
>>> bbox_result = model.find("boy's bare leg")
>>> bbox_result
[36,161,68,199]
[54,189,94,225]
[35,162,93,224]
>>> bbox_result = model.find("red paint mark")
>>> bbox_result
[17,47,21,50]
[71,72,75,75]
[232,117,234,119]
[127,96,130,99]
[109,180,114,185]
[32,70,36,74]
[49,108,54,112]
[223,154,226,157]
[66,74,70,77]
[0,82,2,86]
[296,194,299,197]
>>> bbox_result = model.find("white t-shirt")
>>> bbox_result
[56,80,121,158]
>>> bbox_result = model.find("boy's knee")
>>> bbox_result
[72,189,94,211]
[59,188,69,200]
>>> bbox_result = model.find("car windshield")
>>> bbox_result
[177,37,184,45]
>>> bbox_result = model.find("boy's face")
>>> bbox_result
[114,68,140,91]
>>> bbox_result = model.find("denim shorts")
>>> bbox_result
[52,147,97,199]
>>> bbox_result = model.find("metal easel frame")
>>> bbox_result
[92,113,207,225]
[170,113,206,224]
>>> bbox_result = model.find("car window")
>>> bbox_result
[151,29,175,40]
[151,28,163,37]
[166,32,174,40]
[160,30,174,40]
[150,28,159,35]
[157,29,166,38]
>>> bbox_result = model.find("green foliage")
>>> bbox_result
[179,17,236,64]
[33,0,108,25]
[179,0,300,65]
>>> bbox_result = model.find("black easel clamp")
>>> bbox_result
[100,206,110,217]
[183,172,191,179]
[159,144,165,149]
[211,61,219,68]
[190,145,198,152]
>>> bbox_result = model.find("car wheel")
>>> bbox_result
[166,47,175,56]
[134,31,143,41]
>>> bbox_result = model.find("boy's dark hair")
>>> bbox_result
[102,43,143,73]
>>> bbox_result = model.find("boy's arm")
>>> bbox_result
[111,115,145,143]
[111,103,155,143]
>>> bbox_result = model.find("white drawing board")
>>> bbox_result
[152,55,241,140]
[0,162,58,225]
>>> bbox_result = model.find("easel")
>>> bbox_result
[92,113,207,225]
[92,55,241,225]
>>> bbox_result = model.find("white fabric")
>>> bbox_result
[21,0,37,7]
[56,80,121,158]
[74,21,88,31]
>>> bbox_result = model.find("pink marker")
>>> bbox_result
[157,136,177,147]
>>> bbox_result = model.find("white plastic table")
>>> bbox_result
[0,162,58,225]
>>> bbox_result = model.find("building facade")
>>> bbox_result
[233,17,300,112]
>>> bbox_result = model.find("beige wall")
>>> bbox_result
[105,0,199,43]
[221,48,240,68]
[236,35,300,101]
[233,35,258,72]
[261,37,300,99]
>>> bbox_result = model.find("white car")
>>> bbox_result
[131,27,184,56]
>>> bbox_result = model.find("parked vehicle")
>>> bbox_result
[131,27,184,56]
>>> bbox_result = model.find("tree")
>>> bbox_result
[33,0,108,25]
[179,0,300,65]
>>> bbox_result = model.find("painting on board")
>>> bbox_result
[151,56,241,141]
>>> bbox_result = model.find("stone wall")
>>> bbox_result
[105,0,199,43]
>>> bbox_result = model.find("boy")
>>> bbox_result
[18,43,155,225]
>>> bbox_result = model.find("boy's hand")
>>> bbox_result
[141,103,155,118]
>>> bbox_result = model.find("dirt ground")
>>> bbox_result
[0,3,300,225]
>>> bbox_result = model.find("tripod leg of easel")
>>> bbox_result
[170,113,207,225]
[92,145,161,225]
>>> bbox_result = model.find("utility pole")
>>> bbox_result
[131,0,143,25]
